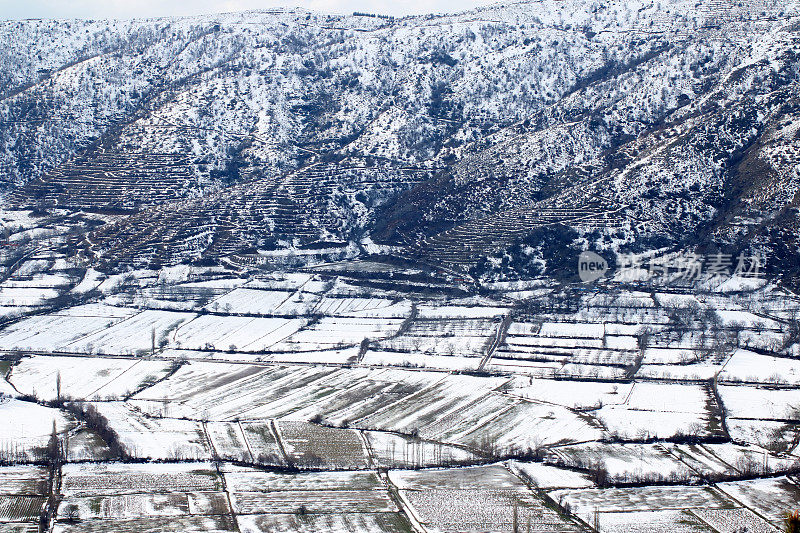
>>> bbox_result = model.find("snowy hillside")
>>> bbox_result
[1,0,800,280]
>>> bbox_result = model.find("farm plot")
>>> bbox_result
[497,327,639,367]
[132,364,600,452]
[414,304,509,319]
[62,310,197,355]
[389,465,583,533]
[716,310,781,330]
[8,355,172,402]
[719,349,800,385]
[231,490,396,515]
[206,422,253,463]
[496,343,635,366]
[131,363,437,423]
[60,463,222,497]
[718,385,800,419]
[262,347,360,365]
[692,508,777,533]
[206,288,319,316]
[0,287,59,307]
[740,329,790,352]
[728,418,798,451]
[106,294,207,313]
[426,395,603,453]
[594,382,721,440]
[240,421,286,465]
[538,323,605,339]
[52,515,237,533]
[335,300,413,319]
[66,429,112,461]
[172,315,307,352]
[623,383,712,413]
[508,462,593,490]
[58,491,231,521]
[0,400,70,462]
[269,318,406,352]
[594,510,711,533]
[360,351,481,371]
[554,363,628,380]
[715,477,800,527]
[485,358,564,377]
[237,512,414,533]
[223,466,396,515]
[579,309,669,328]
[545,443,694,483]
[0,313,124,352]
[312,297,400,316]
[224,469,384,493]
[309,260,422,276]
[86,402,210,460]
[57,492,192,520]
[363,431,479,469]
[377,318,498,357]
[275,421,369,470]
[350,375,601,452]
[662,443,798,478]
[0,467,47,497]
[131,363,344,421]
[585,291,656,309]
[0,522,40,532]
[137,280,232,308]
[635,363,722,381]
[641,347,701,364]
[508,378,633,410]
[548,485,732,516]
[595,409,716,441]
[0,496,45,523]
[652,293,702,308]
[55,304,141,318]
[246,274,324,292]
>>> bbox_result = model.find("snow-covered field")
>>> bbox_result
[0,0,799,528]
[9,355,171,401]
[0,254,798,529]
[549,485,732,516]
[87,402,210,461]
[0,399,71,461]
[173,315,307,352]
[720,349,800,385]
[391,465,583,532]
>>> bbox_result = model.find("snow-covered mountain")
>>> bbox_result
[2,0,800,281]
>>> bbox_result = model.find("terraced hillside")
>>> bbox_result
[8,152,198,211]
[83,162,434,268]
[3,0,799,277]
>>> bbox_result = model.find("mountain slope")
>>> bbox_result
[2,0,800,281]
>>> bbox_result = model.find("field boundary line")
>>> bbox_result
[84,359,141,400]
[358,430,376,469]
[479,314,512,371]
[658,443,715,480]
[685,509,725,533]
[269,419,291,467]
[237,421,256,464]
[60,310,143,350]
[707,483,777,527]
[382,472,429,533]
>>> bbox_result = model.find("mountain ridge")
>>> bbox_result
[2,0,799,282]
